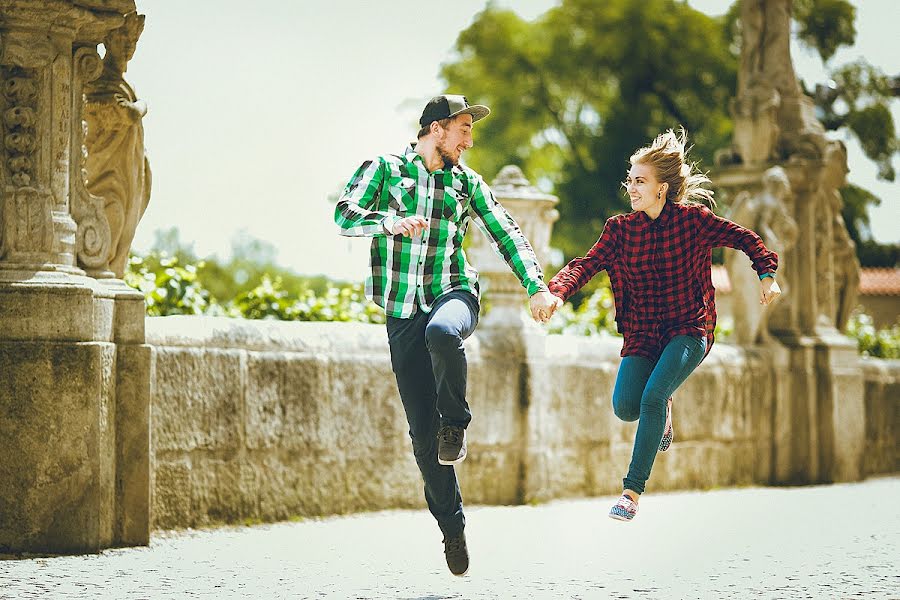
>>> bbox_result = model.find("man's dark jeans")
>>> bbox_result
[386,291,479,537]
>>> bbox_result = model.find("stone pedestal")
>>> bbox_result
[466,166,559,502]
[711,0,864,485]
[468,165,559,329]
[0,0,150,554]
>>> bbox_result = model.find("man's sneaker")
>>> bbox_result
[609,493,639,522]
[659,396,674,452]
[443,531,469,576]
[437,425,467,466]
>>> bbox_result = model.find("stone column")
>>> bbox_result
[467,165,559,330]
[0,0,150,553]
[466,165,559,502]
[713,0,864,485]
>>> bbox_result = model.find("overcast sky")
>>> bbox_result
[128,0,898,282]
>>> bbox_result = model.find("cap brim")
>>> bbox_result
[449,105,491,123]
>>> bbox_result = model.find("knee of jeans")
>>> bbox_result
[641,389,669,413]
[409,432,438,461]
[425,322,462,355]
[612,397,639,422]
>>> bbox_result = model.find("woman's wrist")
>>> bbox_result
[759,272,775,281]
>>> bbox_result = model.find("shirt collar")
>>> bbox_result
[403,143,420,163]
[404,142,466,176]
[639,199,674,227]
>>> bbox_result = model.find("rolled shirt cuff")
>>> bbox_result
[380,216,401,236]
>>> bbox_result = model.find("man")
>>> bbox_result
[334,94,558,576]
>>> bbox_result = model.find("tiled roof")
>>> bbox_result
[860,268,900,296]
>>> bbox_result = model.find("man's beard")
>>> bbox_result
[436,138,459,168]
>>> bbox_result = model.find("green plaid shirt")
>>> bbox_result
[335,145,547,318]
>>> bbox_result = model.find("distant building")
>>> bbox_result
[858,268,900,328]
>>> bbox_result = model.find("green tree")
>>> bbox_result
[135,227,351,305]
[442,0,736,258]
[840,184,900,267]
[442,0,897,261]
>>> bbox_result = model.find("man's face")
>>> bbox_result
[436,114,474,167]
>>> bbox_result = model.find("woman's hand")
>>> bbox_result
[760,276,782,305]
[530,292,564,323]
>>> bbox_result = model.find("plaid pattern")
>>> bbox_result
[335,145,547,318]
[548,201,777,360]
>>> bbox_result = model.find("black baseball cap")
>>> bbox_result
[419,94,491,128]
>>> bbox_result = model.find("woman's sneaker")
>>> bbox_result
[609,493,639,522]
[658,396,674,452]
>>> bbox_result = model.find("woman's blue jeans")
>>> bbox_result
[612,335,707,495]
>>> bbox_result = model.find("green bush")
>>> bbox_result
[548,285,619,336]
[232,276,385,324]
[846,311,900,359]
[125,252,384,324]
[548,284,733,341]
[124,254,211,316]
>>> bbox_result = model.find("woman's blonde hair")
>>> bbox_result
[629,126,715,207]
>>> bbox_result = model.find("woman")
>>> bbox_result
[543,128,781,521]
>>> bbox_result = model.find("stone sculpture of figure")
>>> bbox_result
[726,0,826,165]
[726,166,798,344]
[84,11,151,278]
[822,142,860,332]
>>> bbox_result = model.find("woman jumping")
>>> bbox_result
[543,128,781,521]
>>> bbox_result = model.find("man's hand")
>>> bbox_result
[530,291,564,323]
[390,216,428,237]
[760,277,782,305]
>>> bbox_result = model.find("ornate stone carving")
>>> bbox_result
[726,167,798,344]
[821,142,859,332]
[718,0,828,166]
[1,186,54,260]
[467,166,559,329]
[70,46,113,275]
[2,70,38,186]
[83,11,151,278]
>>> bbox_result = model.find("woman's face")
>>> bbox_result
[624,163,665,215]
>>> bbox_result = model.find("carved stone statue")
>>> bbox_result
[84,11,151,278]
[726,166,798,344]
[719,0,827,166]
[822,142,860,332]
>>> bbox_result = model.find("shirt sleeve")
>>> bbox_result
[548,216,619,301]
[697,205,778,276]
[334,158,401,237]
[468,175,547,296]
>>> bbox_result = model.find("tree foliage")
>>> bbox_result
[793,0,856,62]
[840,184,900,267]
[441,0,736,257]
[125,228,384,322]
[442,0,897,261]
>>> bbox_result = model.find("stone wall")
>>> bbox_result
[860,359,900,477]
[147,317,899,530]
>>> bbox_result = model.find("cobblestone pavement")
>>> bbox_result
[1,477,898,599]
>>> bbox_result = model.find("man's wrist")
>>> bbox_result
[529,284,549,297]
[381,217,399,236]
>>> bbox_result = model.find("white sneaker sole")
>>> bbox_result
[438,449,467,466]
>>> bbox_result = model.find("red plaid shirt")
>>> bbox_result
[548,201,777,360]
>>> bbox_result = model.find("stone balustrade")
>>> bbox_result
[147,317,898,530]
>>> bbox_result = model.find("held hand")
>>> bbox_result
[390,216,428,237]
[530,291,564,323]
[760,277,782,305]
